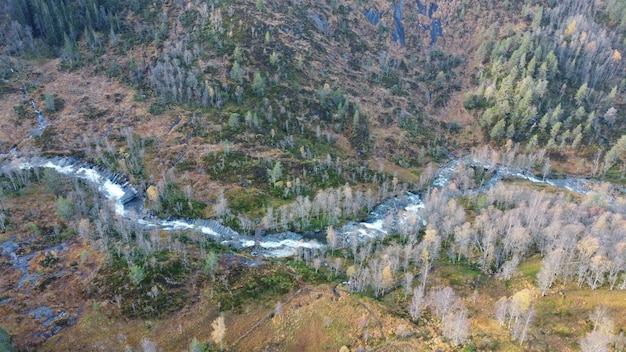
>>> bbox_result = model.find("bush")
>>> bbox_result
[462,93,487,110]
[463,343,477,352]
[149,102,167,115]
[13,104,26,117]
[129,264,145,286]
[158,182,206,219]
[56,196,73,222]
[0,327,16,352]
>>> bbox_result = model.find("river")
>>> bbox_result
[2,153,611,257]
[0,104,617,257]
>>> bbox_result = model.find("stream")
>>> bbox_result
[2,104,619,346]
[1,155,610,258]
[0,104,618,259]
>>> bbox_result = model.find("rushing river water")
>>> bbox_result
[1,154,608,258]
[2,105,618,344]
[0,103,615,257]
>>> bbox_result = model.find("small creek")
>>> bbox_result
[30,100,48,137]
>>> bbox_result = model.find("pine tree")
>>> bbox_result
[252,72,266,97]
[349,109,370,157]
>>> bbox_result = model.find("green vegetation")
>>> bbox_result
[3,0,626,350]
[217,265,299,311]
[157,182,206,219]
[466,2,626,167]
[0,327,16,352]
[93,250,195,319]
[128,264,145,286]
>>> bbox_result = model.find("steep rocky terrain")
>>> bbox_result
[1,0,626,350]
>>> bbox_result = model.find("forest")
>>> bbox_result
[0,0,626,351]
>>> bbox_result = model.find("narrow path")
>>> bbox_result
[356,299,385,339]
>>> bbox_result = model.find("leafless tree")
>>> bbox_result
[498,255,520,281]
[580,331,613,352]
[537,248,565,296]
[140,337,160,352]
[494,297,509,326]
[213,190,230,220]
[313,257,322,273]
[408,286,426,322]
[588,254,610,289]
[452,222,474,262]
[402,272,414,298]
[512,305,534,345]
[442,308,471,346]
[0,211,5,232]
[428,286,460,320]
[327,226,337,255]
[608,242,626,290]
[589,306,614,335]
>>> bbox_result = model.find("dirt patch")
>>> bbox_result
[0,91,36,151]
[0,237,101,350]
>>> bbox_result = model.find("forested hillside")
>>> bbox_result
[0,0,625,351]
[465,1,626,177]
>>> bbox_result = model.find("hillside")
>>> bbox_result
[1,0,626,351]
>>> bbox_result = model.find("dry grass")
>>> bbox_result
[3,220,625,352]
[0,91,35,149]
[1,183,623,352]
[2,1,625,351]
[234,284,427,352]
[0,237,104,350]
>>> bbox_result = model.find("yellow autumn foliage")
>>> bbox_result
[565,20,577,37]
[613,49,622,62]
[146,185,159,202]
[511,289,532,315]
